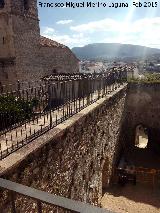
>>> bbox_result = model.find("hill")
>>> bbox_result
[72,43,160,60]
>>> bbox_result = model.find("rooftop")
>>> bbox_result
[40,36,66,48]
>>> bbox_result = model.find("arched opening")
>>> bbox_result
[135,124,148,149]
[0,0,5,8]
[147,128,160,154]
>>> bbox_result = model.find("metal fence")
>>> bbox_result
[0,71,127,160]
[0,178,114,213]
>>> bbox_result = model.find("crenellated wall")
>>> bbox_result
[0,85,127,212]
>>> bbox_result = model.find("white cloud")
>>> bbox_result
[42,27,55,35]
[70,18,121,33]
[70,17,160,34]
[41,17,160,48]
[56,19,73,25]
[70,17,160,48]
[41,27,90,47]
[102,32,160,49]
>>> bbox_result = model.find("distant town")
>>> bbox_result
[79,54,160,77]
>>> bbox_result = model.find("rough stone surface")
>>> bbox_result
[121,83,160,153]
[0,85,127,212]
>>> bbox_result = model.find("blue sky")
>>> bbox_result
[38,0,160,48]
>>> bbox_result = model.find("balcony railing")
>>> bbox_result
[0,178,115,213]
[0,72,127,160]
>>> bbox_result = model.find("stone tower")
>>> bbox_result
[0,0,15,84]
[0,0,79,86]
[0,0,40,84]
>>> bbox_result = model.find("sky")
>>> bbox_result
[38,0,160,48]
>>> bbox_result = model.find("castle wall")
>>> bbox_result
[0,64,16,85]
[0,1,16,84]
[12,14,41,81]
[121,83,160,152]
[0,85,126,211]
[11,0,38,18]
[38,46,79,75]
[0,14,15,59]
[0,0,79,85]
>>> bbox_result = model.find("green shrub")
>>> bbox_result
[128,73,160,83]
[0,95,39,130]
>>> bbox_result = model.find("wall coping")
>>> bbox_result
[128,82,160,87]
[0,84,127,176]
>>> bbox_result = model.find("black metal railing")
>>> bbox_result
[0,71,127,160]
[0,178,115,213]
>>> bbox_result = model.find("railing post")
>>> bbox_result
[37,200,42,213]
[17,80,21,100]
[10,191,16,213]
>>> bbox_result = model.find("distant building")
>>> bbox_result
[145,63,160,73]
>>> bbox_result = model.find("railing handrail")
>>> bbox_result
[0,178,114,213]
[0,71,127,94]
[0,71,127,160]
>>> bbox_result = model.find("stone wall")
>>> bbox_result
[0,13,15,60]
[0,85,127,212]
[0,64,16,85]
[12,13,41,82]
[0,0,16,85]
[38,45,79,75]
[121,83,160,152]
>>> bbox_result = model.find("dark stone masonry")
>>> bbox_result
[122,83,160,154]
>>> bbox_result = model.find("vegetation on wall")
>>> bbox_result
[0,95,38,131]
[128,73,160,83]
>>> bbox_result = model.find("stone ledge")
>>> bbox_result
[0,84,127,176]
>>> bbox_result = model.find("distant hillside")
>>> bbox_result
[72,43,160,60]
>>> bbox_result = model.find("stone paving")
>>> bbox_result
[101,183,160,213]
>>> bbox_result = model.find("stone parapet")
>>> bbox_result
[0,84,127,211]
